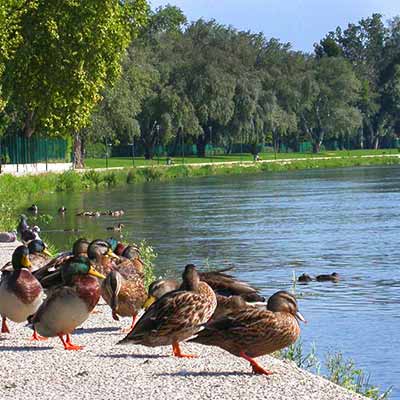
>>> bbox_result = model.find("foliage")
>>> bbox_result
[278,342,392,400]
[325,352,392,400]
[1,0,148,137]
[138,240,156,288]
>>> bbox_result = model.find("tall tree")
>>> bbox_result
[2,0,148,145]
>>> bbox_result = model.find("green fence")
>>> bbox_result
[0,135,69,164]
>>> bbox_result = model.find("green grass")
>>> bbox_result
[85,149,399,169]
[278,341,392,400]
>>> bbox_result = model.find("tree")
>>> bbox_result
[300,58,361,152]
[2,0,148,146]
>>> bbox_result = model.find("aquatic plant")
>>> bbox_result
[278,342,392,400]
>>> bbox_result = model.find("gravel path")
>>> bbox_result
[0,243,366,400]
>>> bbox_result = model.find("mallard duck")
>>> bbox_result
[146,266,264,306]
[58,206,67,214]
[119,264,217,358]
[17,214,29,236]
[28,240,54,271]
[189,290,306,375]
[106,223,125,232]
[21,225,41,244]
[316,272,340,282]
[33,238,90,287]
[0,246,44,339]
[27,204,38,214]
[298,273,314,283]
[106,238,143,272]
[87,239,120,276]
[31,255,105,350]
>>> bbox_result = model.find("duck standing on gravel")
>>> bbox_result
[31,256,105,350]
[118,264,217,358]
[0,246,45,340]
[101,258,147,332]
[33,238,90,288]
[189,291,306,375]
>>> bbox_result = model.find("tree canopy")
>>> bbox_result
[1,5,400,164]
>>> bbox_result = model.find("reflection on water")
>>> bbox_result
[37,165,400,397]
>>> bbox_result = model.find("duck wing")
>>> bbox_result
[120,289,211,343]
[199,269,264,302]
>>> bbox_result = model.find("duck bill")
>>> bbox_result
[143,295,157,309]
[295,311,307,324]
[42,249,54,257]
[88,266,106,279]
[107,249,120,261]
[21,255,32,268]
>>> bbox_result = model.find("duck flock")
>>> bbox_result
[0,214,306,376]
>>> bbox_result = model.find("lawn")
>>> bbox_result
[84,148,399,169]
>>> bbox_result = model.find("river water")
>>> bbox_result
[37,165,400,397]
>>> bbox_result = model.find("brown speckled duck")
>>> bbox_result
[101,259,147,332]
[189,291,306,375]
[118,264,217,358]
[0,246,44,340]
[31,256,105,350]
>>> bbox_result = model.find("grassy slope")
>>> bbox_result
[85,149,400,169]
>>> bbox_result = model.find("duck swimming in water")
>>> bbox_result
[316,272,340,282]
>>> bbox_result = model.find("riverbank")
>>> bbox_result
[0,242,367,400]
[1,153,399,231]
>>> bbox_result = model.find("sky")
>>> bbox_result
[149,0,399,52]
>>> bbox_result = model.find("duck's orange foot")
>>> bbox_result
[172,342,198,358]
[64,343,84,351]
[240,351,273,376]
[58,333,84,351]
[251,363,274,375]
[30,330,48,341]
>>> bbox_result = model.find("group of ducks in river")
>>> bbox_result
[0,219,306,376]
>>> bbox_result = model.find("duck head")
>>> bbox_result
[61,256,105,285]
[180,264,200,292]
[28,240,53,257]
[88,240,120,262]
[12,246,32,269]
[267,291,306,323]
[72,238,90,256]
[144,278,180,309]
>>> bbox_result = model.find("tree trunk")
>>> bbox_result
[312,141,321,153]
[373,136,380,150]
[144,144,154,160]
[73,134,84,168]
[197,135,206,157]
[23,110,35,138]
